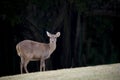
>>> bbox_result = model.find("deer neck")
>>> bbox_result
[49,42,56,54]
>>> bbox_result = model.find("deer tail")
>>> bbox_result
[16,44,21,56]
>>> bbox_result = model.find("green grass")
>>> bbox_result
[0,63,120,80]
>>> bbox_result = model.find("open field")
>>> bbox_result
[0,63,120,80]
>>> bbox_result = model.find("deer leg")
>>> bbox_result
[24,59,29,73]
[20,62,23,74]
[20,57,24,74]
[40,60,43,71]
[42,60,45,71]
[40,59,45,71]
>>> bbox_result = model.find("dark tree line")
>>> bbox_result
[0,0,120,76]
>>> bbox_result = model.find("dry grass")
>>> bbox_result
[0,63,120,80]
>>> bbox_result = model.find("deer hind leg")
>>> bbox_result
[20,57,24,74]
[24,59,29,73]
[21,57,29,73]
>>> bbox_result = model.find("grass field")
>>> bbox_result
[0,63,120,80]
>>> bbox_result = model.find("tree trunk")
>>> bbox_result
[62,2,72,68]
[73,13,82,67]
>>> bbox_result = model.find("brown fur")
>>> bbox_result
[16,31,60,73]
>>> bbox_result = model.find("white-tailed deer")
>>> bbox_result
[16,31,60,74]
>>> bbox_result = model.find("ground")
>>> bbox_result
[0,63,120,80]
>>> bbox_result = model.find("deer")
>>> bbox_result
[16,31,60,74]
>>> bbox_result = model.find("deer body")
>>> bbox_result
[16,31,60,73]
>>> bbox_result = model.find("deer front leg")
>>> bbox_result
[40,60,42,71]
[40,59,45,71]
[42,60,45,71]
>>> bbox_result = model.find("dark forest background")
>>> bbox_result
[0,0,120,77]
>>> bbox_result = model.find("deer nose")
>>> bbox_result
[51,39,56,43]
[52,40,55,42]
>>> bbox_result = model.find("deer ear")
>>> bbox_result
[56,32,60,37]
[46,31,52,37]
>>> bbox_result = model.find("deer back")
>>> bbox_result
[16,40,50,60]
